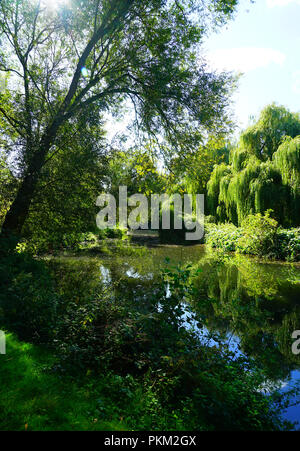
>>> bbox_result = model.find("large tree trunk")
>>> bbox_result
[1,171,40,236]
[1,127,58,240]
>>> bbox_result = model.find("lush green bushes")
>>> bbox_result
[277,228,300,262]
[205,212,300,261]
[205,222,242,252]
[2,331,291,431]
[0,251,59,342]
[238,211,280,258]
[44,263,294,430]
[15,228,128,255]
[0,246,294,430]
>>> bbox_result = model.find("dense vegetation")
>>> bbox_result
[205,212,300,261]
[0,0,300,433]
[0,249,297,431]
[207,105,300,227]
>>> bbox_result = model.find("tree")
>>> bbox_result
[165,135,231,196]
[0,153,17,225]
[239,103,300,161]
[0,0,239,239]
[22,105,109,250]
[207,104,300,226]
[108,147,167,198]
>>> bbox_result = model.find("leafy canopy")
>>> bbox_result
[0,0,239,166]
[207,104,300,227]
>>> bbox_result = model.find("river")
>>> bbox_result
[56,243,300,426]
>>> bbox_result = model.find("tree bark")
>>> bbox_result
[1,126,59,238]
[2,172,39,237]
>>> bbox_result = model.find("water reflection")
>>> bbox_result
[59,246,300,422]
[97,246,300,422]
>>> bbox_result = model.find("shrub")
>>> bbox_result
[0,250,59,342]
[205,223,242,252]
[205,212,300,261]
[238,211,279,257]
[104,227,126,239]
[276,228,300,262]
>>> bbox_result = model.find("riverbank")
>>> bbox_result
[205,214,300,262]
[13,211,300,264]
[1,241,299,430]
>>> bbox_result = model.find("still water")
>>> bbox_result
[62,244,300,425]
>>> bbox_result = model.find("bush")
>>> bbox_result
[18,228,128,255]
[276,228,300,262]
[205,212,300,261]
[205,223,242,252]
[0,250,59,342]
[19,231,86,255]
[238,211,279,258]
[104,227,126,239]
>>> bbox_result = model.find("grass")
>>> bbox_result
[0,334,128,431]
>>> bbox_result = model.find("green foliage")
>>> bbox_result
[205,212,300,261]
[0,0,239,237]
[0,154,17,225]
[205,222,242,252]
[0,333,139,431]
[50,261,293,430]
[207,163,232,221]
[0,251,59,342]
[240,103,300,161]
[238,211,279,258]
[273,136,300,225]
[207,105,300,227]
[107,148,168,202]
[0,246,297,430]
[165,136,231,196]
[20,109,108,251]
[276,228,300,262]
[2,330,291,431]
[190,253,300,381]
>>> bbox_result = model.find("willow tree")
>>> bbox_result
[240,104,300,161]
[207,105,300,226]
[164,136,231,198]
[0,0,240,240]
[273,136,300,225]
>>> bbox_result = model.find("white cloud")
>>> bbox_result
[266,0,300,7]
[207,47,286,73]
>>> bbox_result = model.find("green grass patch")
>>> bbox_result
[0,334,128,431]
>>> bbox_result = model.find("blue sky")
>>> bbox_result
[205,0,300,132]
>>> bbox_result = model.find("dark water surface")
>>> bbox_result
[60,245,300,425]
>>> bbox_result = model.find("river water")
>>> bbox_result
[60,244,300,426]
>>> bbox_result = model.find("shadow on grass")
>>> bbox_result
[0,334,127,431]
